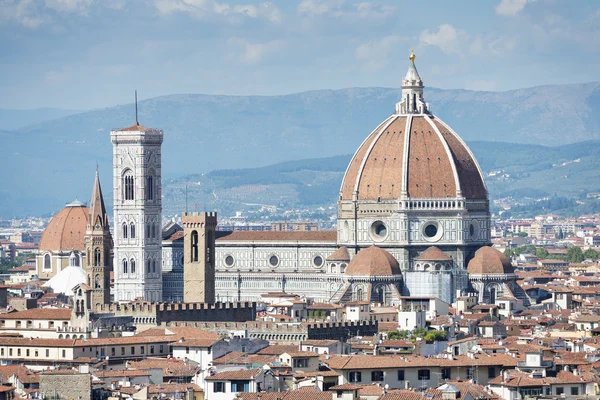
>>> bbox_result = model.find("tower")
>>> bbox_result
[182,212,217,303]
[111,121,164,302]
[84,171,112,308]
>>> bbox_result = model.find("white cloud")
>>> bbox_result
[44,0,94,14]
[154,0,282,23]
[297,0,343,16]
[495,0,536,17]
[297,0,396,20]
[227,38,282,64]
[355,35,408,69]
[419,24,461,54]
[0,0,46,28]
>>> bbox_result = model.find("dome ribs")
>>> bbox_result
[39,205,89,252]
[340,116,396,200]
[357,117,406,200]
[406,117,456,198]
[432,119,487,199]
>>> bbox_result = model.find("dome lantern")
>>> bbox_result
[396,50,428,115]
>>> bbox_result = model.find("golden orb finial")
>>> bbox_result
[409,49,416,62]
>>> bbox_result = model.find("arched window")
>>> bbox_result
[43,254,51,270]
[130,223,136,239]
[151,224,156,239]
[122,170,135,200]
[152,260,156,273]
[94,248,101,266]
[146,223,150,238]
[122,223,128,239]
[94,274,101,289]
[147,260,151,273]
[356,287,364,301]
[191,231,198,262]
[146,175,154,200]
[130,258,136,274]
[123,259,128,274]
[69,252,78,267]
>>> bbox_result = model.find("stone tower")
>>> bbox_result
[84,171,112,308]
[111,122,163,302]
[182,212,217,303]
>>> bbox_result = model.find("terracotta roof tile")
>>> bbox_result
[39,205,88,251]
[327,246,350,261]
[205,369,261,381]
[0,308,71,320]
[345,245,400,276]
[467,246,514,275]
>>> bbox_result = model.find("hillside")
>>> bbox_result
[0,107,83,130]
[163,141,600,218]
[2,82,600,217]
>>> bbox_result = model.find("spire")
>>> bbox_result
[88,170,108,229]
[395,50,428,115]
[403,50,423,87]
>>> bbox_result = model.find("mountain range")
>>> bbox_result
[164,140,600,218]
[2,82,600,217]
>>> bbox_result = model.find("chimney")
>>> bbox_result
[574,369,579,376]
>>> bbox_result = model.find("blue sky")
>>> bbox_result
[1,0,599,109]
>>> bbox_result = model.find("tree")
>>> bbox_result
[515,232,529,237]
[566,246,584,263]
[504,249,515,257]
[536,247,549,259]
[412,327,429,339]
[388,330,410,340]
[584,249,600,261]
[423,330,447,343]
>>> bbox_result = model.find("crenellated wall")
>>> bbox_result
[166,320,378,343]
[94,301,256,325]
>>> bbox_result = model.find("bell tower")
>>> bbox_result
[84,171,112,308]
[182,212,217,303]
[111,116,164,302]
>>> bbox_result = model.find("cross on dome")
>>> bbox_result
[395,50,429,115]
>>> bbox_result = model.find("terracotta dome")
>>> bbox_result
[345,245,401,276]
[467,246,514,275]
[39,201,89,252]
[416,246,452,261]
[340,114,486,201]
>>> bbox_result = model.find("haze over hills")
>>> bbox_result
[164,140,600,218]
[2,82,600,217]
[0,108,84,131]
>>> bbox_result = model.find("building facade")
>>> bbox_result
[205,52,490,304]
[111,122,164,302]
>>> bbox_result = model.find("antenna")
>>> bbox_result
[185,185,188,213]
[135,90,139,125]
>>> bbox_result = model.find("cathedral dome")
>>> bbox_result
[340,53,486,202]
[345,245,401,276]
[39,201,89,252]
[467,246,514,275]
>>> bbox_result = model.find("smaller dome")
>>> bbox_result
[416,246,452,261]
[327,246,350,261]
[39,203,89,252]
[467,247,514,275]
[345,245,401,276]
